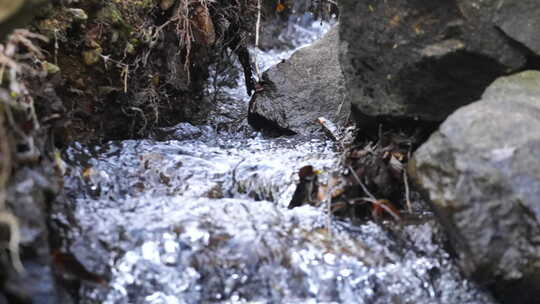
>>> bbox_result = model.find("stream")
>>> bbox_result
[52,15,495,304]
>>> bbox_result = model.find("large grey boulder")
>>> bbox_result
[248,25,350,135]
[410,71,540,303]
[338,0,529,124]
[458,0,540,56]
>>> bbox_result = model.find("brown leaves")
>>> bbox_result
[276,2,287,13]
[319,129,418,221]
[192,3,216,46]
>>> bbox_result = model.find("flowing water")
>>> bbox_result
[53,14,496,304]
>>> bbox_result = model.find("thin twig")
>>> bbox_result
[254,0,262,79]
[404,148,412,213]
[0,105,10,210]
[122,65,129,93]
[99,54,130,93]
[53,29,59,65]
[361,197,401,221]
[404,170,412,213]
[0,212,24,274]
[348,165,376,200]
[326,183,334,238]
[349,164,401,220]
[0,29,47,276]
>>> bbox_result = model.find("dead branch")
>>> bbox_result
[0,212,24,274]
[254,0,262,79]
[348,165,376,200]
[403,169,412,213]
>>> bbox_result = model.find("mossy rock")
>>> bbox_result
[96,3,124,24]
[82,47,103,66]
[42,61,61,74]
[0,0,47,40]
[67,8,88,21]
[160,0,175,10]
[0,0,25,23]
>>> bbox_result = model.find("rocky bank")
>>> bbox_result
[3,0,540,303]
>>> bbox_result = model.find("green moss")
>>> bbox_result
[125,42,135,54]
[42,61,61,74]
[129,38,140,47]
[98,86,121,95]
[34,6,87,40]
[133,0,158,9]
[96,3,124,25]
[160,0,175,10]
[67,8,88,21]
[82,47,102,66]
[36,18,69,40]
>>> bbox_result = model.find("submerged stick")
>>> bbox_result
[348,165,376,200]
[404,148,412,213]
[404,170,412,213]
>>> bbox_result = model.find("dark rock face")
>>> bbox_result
[1,147,60,302]
[411,71,540,304]
[458,0,540,56]
[249,26,350,135]
[338,0,528,123]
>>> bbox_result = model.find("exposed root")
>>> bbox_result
[0,29,48,274]
[348,164,376,200]
[254,0,262,79]
[152,0,215,83]
[404,167,412,213]
[0,102,24,274]
[127,106,148,135]
[0,212,24,274]
[99,54,130,93]
[0,106,10,211]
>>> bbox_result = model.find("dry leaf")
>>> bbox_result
[276,2,286,13]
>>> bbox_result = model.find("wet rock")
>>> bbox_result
[160,0,175,11]
[42,61,60,74]
[67,8,87,21]
[151,122,208,141]
[411,71,540,303]
[338,0,527,124]
[1,162,60,303]
[458,0,540,56]
[248,25,350,135]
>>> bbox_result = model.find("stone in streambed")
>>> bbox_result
[248,25,350,135]
[411,71,540,304]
